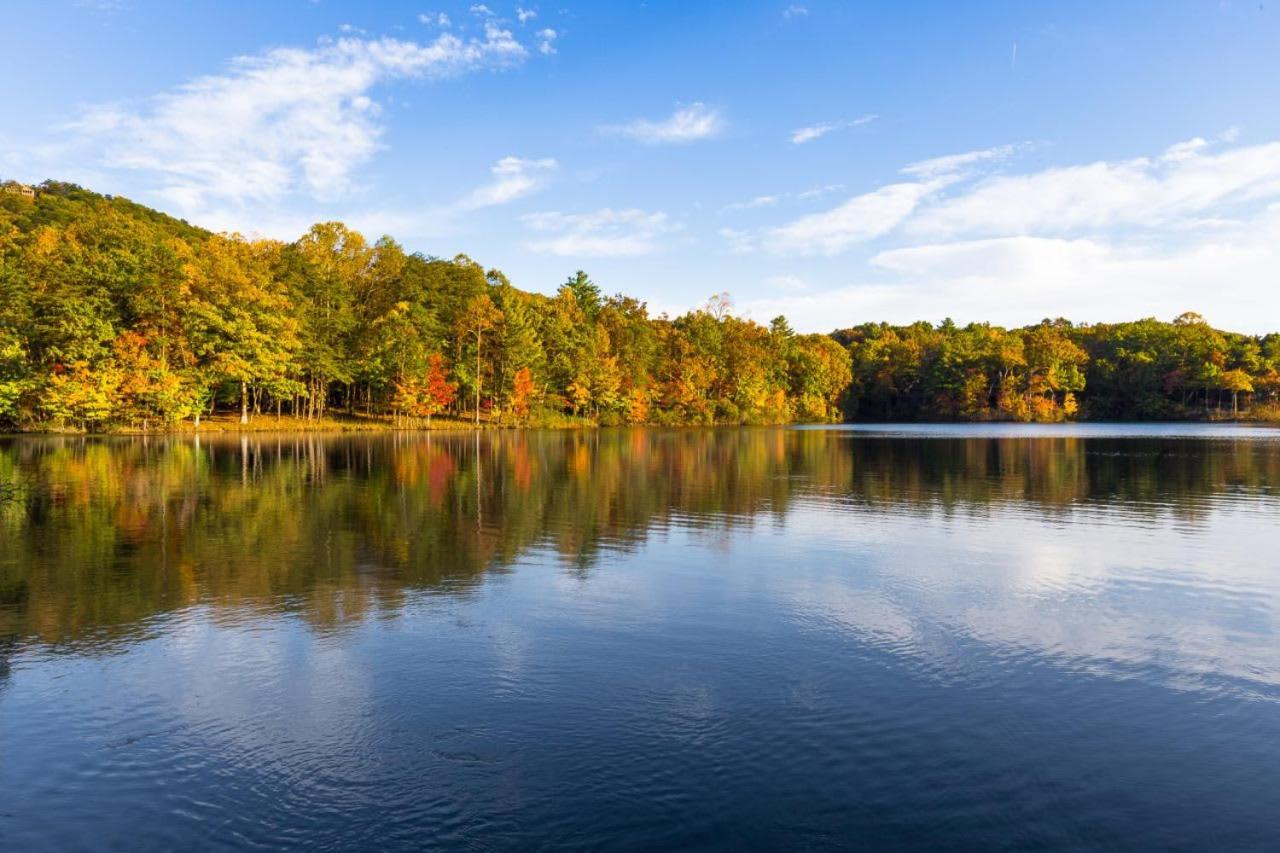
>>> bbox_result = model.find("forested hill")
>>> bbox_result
[0,180,851,430]
[1,180,1277,431]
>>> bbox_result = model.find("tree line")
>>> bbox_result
[0,183,849,431]
[1,181,1277,430]
[836,314,1280,421]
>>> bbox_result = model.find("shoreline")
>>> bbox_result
[2,413,1276,437]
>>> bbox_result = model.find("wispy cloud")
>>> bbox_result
[524,208,681,256]
[782,4,809,19]
[797,183,845,199]
[517,7,537,22]
[74,0,129,12]
[745,211,1280,333]
[722,194,780,211]
[604,103,724,145]
[757,181,943,255]
[458,156,557,210]
[900,143,1020,178]
[67,29,532,212]
[721,183,844,212]
[726,144,1018,254]
[741,133,1280,333]
[789,114,877,145]
[418,11,450,26]
[769,274,808,292]
[907,137,1280,238]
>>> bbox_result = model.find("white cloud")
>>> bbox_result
[735,136,1280,258]
[457,156,557,209]
[789,123,835,145]
[517,7,537,22]
[900,143,1020,178]
[797,183,845,199]
[783,4,809,19]
[536,28,557,55]
[737,134,1280,333]
[727,144,1016,255]
[74,0,127,11]
[67,30,531,212]
[604,103,724,145]
[769,274,808,292]
[723,184,844,213]
[524,208,681,257]
[469,4,493,16]
[746,181,946,255]
[744,211,1280,333]
[165,153,556,243]
[419,11,450,26]
[723,194,780,211]
[908,138,1280,239]
[789,114,877,145]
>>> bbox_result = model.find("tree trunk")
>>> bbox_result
[475,331,482,426]
[240,382,249,425]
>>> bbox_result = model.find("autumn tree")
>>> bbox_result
[456,294,503,425]
[510,367,535,423]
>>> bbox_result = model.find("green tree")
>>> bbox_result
[456,293,504,425]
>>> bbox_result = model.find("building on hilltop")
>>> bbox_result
[2,181,36,201]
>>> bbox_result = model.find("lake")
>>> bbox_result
[2,425,1279,850]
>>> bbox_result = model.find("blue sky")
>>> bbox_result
[4,1,1279,331]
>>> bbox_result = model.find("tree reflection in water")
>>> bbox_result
[1,428,1277,646]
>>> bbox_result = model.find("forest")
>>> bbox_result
[1,180,1277,431]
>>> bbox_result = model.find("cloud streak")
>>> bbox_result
[908,138,1280,238]
[524,208,681,256]
[789,114,877,145]
[604,103,724,145]
[458,156,557,210]
[745,136,1280,258]
[758,181,943,255]
[725,144,1009,255]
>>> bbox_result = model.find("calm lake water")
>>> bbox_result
[2,425,1279,850]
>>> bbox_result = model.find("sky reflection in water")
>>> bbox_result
[1,426,1278,850]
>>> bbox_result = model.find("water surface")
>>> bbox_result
[2,425,1279,849]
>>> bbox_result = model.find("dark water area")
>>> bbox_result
[2,425,1279,850]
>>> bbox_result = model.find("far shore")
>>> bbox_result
[3,411,1277,437]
